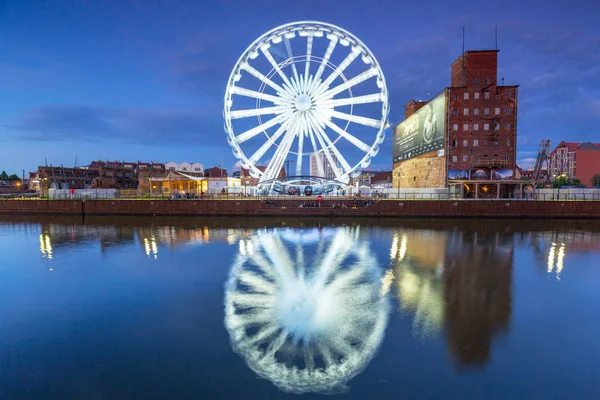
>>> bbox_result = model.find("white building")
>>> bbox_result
[309,151,339,179]
[165,162,204,174]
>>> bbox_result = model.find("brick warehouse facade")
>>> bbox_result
[393,50,519,188]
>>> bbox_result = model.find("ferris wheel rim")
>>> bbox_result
[224,21,389,182]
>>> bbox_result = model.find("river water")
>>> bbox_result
[1,216,599,399]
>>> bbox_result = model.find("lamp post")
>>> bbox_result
[244,176,249,197]
[284,159,295,178]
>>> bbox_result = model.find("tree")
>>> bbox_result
[592,174,600,187]
[0,171,8,181]
[7,174,20,181]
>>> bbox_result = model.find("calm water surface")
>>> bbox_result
[1,216,599,399]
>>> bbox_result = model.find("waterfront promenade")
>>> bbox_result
[2,198,600,218]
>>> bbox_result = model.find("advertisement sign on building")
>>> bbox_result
[491,169,514,180]
[393,92,446,163]
[448,170,470,180]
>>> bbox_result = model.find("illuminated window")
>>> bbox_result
[463,139,468,147]
[484,108,490,115]
[463,124,469,131]
[474,92,480,100]
[473,139,479,146]
[452,155,458,162]
[474,124,479,131]
[495,107,500,115]
[484,123,490,131]
[464,92,469,100]
[464,108,469,115]
[453,124,458,131]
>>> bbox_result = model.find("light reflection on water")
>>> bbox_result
[1,216,600,398]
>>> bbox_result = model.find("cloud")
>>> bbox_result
[6,104,227,146]
[517,158,537,170]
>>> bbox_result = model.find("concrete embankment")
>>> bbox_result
[2,199,600,218]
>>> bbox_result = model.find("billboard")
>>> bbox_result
[393,92,446,163]
[491,169,514,180]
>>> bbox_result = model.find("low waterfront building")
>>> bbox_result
[549,141,600,186]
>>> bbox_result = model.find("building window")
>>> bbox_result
[463,139,468,147]
[484,140,490,146]
[474,78,479,85]
[505,123,511,130]
[494,139,499,145]
[474,92,480,100]
[474,108,479,115]
[473,139,479,146]
[506,139,510,146]
[474,155,479,164]
[485,78,490,84]
[504,155,509,162]
[484,108,490,115]
[462,155,469,162]
[169,167,175,171]
[453,93,458,100]
[464,92,469,100]
[452,140,458,147]
[452,109,457,116]
[474,124,479,131]
[453,124,458,131]
[195,168,201,171]
[495,92,500,100]
[484,92,490,99]
[463,124,469,131]
[464,108,469,115]
[484,123,490,131]
[452,155,458,163]
[182,167,188,171]
[506,91,512,99]
[506,107,512,115]
[494,123,500,131]
[495,107,500,115]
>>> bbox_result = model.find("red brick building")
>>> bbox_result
[393,50,519,189]
[204,166,228,178]
[549,141,600,186]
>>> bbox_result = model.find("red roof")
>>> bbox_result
[553,141,600,154]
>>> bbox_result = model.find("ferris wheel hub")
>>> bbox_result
[294,93,312,112]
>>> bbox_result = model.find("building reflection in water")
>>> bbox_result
[224,227,389,394]
[391,226,513,367]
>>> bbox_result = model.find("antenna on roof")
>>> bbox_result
[495,25,498,50]
[462,26,465,68]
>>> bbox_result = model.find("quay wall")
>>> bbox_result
[2,199,600,218]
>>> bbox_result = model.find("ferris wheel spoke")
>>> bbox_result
[295,129,305,176]
[306,114,344,181]
[309,37,338,94]
[262,114,300,181]
[307,113,352,174]
[231,86,289,105]
[242,64,294,101]
[261,46,294,90]
[307,124,325,177]
[329,110,382,129]
[248,120,291,164]
[304,35,313,84]
[314,110,372,153]
[314,68,379,102]
[314,48,361,97]
[283,36,300,84]
[229,106,288,120]
[236,112,291,144]
[317,92,383,108]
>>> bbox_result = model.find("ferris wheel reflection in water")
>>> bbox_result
[224,226,390,394]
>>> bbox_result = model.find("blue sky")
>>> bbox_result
[1,0,599,175]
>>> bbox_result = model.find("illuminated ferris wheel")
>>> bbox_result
[224,21,389,184]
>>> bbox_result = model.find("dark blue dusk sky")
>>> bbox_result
[1,0,599,175]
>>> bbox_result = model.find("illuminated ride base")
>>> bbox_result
[256,175,348,196]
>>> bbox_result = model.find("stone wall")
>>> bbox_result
[393,151,446,188]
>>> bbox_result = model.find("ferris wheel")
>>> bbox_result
[224,21,389,184]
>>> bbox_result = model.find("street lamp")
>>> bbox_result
[244,176,250,197]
